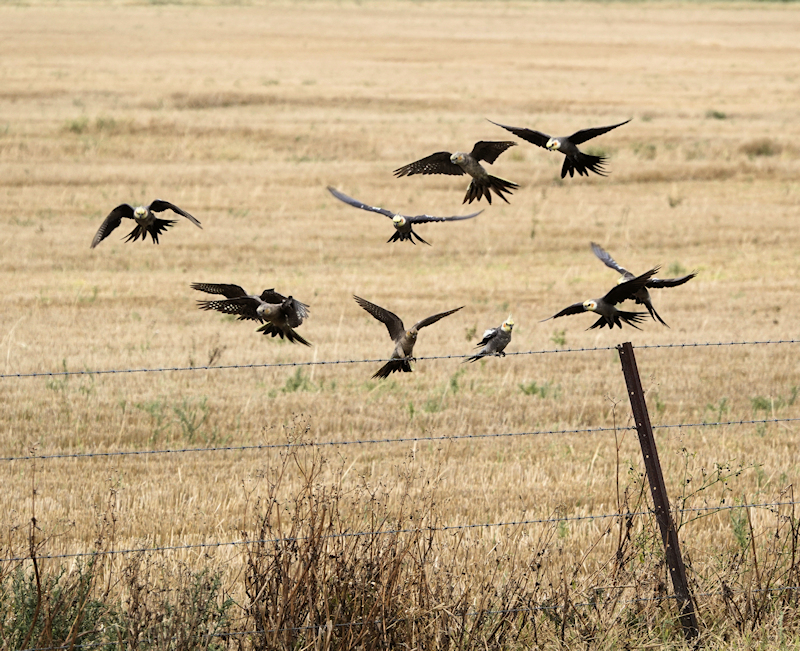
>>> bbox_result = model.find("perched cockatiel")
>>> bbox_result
[465,316,514,362]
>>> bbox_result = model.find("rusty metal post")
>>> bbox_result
[617,342,699,642]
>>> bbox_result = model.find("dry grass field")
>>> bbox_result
[1,1,800,648]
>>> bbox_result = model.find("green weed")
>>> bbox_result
[550,329,567,347]
[64,116,89,134]
[173,396,209,443]
[449,368,466,394]
[281,368,316,393]
[704,397,729,423]
[667,261,687,276]
[519,380,559,399]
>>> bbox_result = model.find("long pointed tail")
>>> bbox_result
[257,323,312,346]
[372,358,412,379]
[124,218,177,244]
[562,154,608,178]
[463,176,518,204]
[644,302,669,327]
[587,311,646,330]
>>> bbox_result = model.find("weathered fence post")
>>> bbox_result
[617,341,700,643]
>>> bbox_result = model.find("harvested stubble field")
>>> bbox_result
[1,1,800,648]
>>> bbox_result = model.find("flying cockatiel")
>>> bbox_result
[465,316,514,363]
[326,186,482,245]
[354,295,463,378]
[91,200,201,248]
[489,119,630,178]
[192,282,311,346]
[542,267,660,330]
[393,141,519,204]
[590,242,697,327]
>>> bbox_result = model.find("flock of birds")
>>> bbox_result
[90,118,696,378]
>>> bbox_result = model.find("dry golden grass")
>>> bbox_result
[1,1,800,647]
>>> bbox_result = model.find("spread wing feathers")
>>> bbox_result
[256,323,312,347]
[410,210,483,224]
[354,296,405,342]
[372,358,413,379]
[590,242,631,277]
[567,119,631,146]
[647,272,698,289]
[124,218,177,244]
[412,306,464,331]
[291,298,311,323]
[487,121,550,148]
[587,311,647,331]
[393,152,464,177]
[542,301,587,321]
[469,141,517,164]
[278,296,310,328]
[388,229,430,246]
[148,200,202,227]
[196,296,261,321]
[326,187,395,218]
[258,288,283,302]
[592,243,696,289]
[561,152,608,178]
[90,204,134,248]
[255,289,309,323]
[605,267,660,304]
[191,283,249,298]
[464,176,518,205]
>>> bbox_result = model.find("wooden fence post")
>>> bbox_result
[617,341,700,643]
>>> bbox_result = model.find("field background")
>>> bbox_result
[1,1,799,647]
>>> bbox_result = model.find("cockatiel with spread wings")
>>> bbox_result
[354,296,463,378]
[590,242,697,326]
[394,141,518,204]
[542,267,660,330]
[192,283,311,346]
[91,200,201,248]
[327,186,481,245]
[489,119,630,178]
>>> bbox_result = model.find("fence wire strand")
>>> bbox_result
[3,338,799,649]
[3,416,798,464]
[2,499,796,564]
[2,338,798,380]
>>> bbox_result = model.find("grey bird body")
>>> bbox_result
[466,317,514,362]
[591,243,697,326]
[91,200,201,248]
[393,141,518,204]
[327,187,481,245]
[542,267,660,330]
[354,296,463,378]
[192,282,311,346]
[489,119,630,178]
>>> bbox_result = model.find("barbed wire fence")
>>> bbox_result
[0,498,797,565]
[2,338,798,380]
[1,338,799,649]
